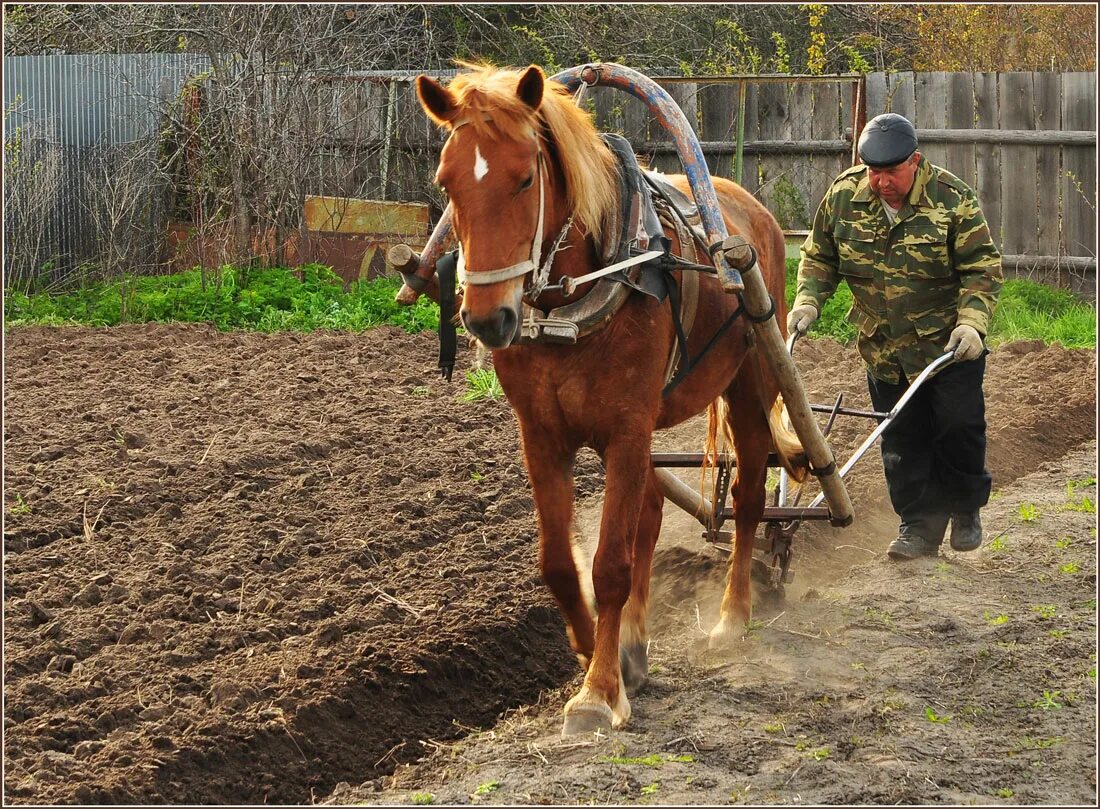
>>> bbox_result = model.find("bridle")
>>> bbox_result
[450,119,574,302]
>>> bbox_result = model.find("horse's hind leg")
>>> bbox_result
[709,378,772,648]
[619,465,663,695]
[523,435,596,670]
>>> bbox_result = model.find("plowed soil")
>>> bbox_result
[3,324,1096,806]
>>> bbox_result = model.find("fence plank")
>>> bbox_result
[885,71,916,120]
[998,72,1038,256]
[865,72,888,116]
[1061,72,1097,259]
[1033,72,1061,258]
[785,81,815,229]
[973,73,1002,251]
[754,80,791,220]
[700,82,737,179]
[945,73,976,189]
[913,72,948,168]
[809,81,844,213]
[739,82,760,195]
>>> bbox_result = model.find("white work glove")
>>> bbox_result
[946,324,983,361]
[786,304,819,336]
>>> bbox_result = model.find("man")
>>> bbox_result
[788,113,1003,560]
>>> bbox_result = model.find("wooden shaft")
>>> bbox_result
[653,468,713,528]
[720,236,855,528]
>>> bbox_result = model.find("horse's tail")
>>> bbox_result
[701,388,809,504]
[766,393,809,484]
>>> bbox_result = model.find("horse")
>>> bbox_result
[415,63,808,735]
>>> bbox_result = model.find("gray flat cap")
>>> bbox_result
[858,113,918,168]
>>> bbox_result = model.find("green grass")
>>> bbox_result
[784,259,1096,348]
[462,368,504,402]
[3,264,439,334]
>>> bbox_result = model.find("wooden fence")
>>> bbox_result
[316,69,1095,292]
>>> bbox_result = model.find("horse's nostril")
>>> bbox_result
[496,307,517,341]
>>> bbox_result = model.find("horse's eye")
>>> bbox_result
[518,174,534,192]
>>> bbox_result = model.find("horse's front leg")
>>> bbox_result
[522,433,596,671]
[562,437,649,736]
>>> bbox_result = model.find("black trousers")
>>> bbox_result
[867,354,992,524]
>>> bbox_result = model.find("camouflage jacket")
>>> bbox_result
[794,157,1003,384]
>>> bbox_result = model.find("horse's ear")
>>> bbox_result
[516,65,545,111]
[417,75,458,126]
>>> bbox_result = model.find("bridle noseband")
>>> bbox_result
[451,119,574,302]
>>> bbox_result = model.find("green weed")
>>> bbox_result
[1032,690,1062,710]
[411,792,435,805]
[1059,561,1081,575]
[988,536,1007,552]
[923,706,952,724]
[1017,503,1040,523]
[1054,537,1073,550]
[411,385,431,397]
[640,782,660,796]
[806,746,830,760]
[1031,604,1057,620]
[1017,736,1064,751]
[463,368,504,402]
[983,611,1009,626]
[995,787,1015,799]
[473,780,501,798]
[7,494,31,516]
[763,721,785,733]
[1060,495,1096,514]
[1048,628,1070,639]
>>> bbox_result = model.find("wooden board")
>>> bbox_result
[809,81,844,217]
[786,81,815,229]
[998,72,1038,257]
[1033,72,1061,257]
[885,71,915,120]
[913,72,947,168]
[700,82,738,179]
[1060,72,1097,260]
[945,72,977,189]
[754,80,791,221]
[865,72,888,117]
[973,73,1003,252]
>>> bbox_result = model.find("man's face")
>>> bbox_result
[867,151,920,208]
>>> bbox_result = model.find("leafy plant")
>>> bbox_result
[923,706,952,724]
[462,368,504,402]
[1032,690,1062,711]
[1031,604,1057,620]
[1059,561,1081,575]
[640,782,660,796]
[411,793,435,805]
[996,787,1015,799]
[7,494,31,515]
[983,611,1009,626]
[1017,503,1040,523]
[473,780,501,798]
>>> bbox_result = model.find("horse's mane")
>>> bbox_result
[444,62,620,246]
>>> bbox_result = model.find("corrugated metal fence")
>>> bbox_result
[3,54,211,287]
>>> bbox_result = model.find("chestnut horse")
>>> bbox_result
[417,64,807,735]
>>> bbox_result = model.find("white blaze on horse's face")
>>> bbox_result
[436,129,541,350]
[473,145,489,182]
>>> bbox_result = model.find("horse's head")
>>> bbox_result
[416,64,618,349]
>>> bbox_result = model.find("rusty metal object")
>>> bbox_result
[302,196,431,287]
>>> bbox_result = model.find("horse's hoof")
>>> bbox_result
[707,617,747,650]
[620,643,649,695]
[561,703,614,737]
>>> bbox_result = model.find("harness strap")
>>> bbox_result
[436,251,458,381]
